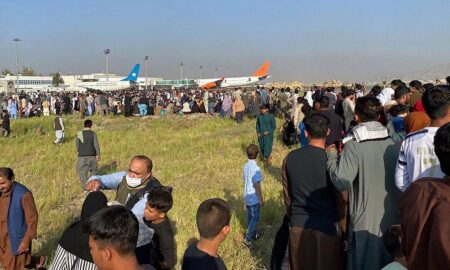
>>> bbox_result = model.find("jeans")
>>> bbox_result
[88,105,93,116]
[245,203,260,241]
[138,104,147,116]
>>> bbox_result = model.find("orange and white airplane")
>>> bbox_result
[196,61,271,89]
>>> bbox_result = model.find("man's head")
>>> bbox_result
[84,119,93,128]
[422,86,450,122]
[319,95,330,110]
[145,187,173,222]
[434,123,450,176]
[246,144,259,160]
[126,155,153,187]
[394,86,410,105]
[86,205,139,270]
[304,113,330,140]
[196,198,231,241]
[355,96,382,123]
[260,104,269,114]
[446,76,450,85]
[409,80,422,93]
[391,79,403,90]
[0,167,15,194]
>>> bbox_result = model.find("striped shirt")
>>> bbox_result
[49,245,97,270]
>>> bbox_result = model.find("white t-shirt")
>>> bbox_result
[395,127,444,192]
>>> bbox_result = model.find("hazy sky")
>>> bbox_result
[1,0,450,82]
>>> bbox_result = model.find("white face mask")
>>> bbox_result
[126,175,143,188]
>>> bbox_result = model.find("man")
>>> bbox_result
[86,93,95,116]
[277,89,288,118]
[318,95,343,147]
[400,123,450,270]
[327,96,401,270]
[86,205,148,270]
[76,120,101,189]
[85,155,163,264]
[324,87,337,110]
[256,104,276,160]
[342,89,356,131]
[355,84,364,98]
[282,114,341,270]
[408,80,422,112]
[53,113,64,144]
[100,93,108,116]
[42,98,50,117]
[1,110,11,137]
[0,167,46,270]
[395,86,450,192]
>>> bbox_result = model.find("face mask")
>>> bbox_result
[126,175,143,188]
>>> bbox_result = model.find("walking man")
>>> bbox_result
[76,120,101,189]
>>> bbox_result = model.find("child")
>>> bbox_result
[381,225,406,270]
[143,187,176,270]
[242,144,264,247]
[182,198,230,270]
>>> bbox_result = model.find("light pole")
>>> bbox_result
[200,65,203,79]
[215,67,218,78]
[13,38,21,93]
[144,56,149,91]
[179,62,183,81]
[104,49,110,81]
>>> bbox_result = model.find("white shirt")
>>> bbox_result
[395,127,444,192]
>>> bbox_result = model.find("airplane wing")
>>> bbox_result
[199,77,224,89]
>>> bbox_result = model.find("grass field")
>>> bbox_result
[0,113,293,270]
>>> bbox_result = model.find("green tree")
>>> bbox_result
[1,69,13,75]
[52,72,64,86]
[21,66,36,76]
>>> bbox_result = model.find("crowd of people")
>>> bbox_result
[0,75,449,270]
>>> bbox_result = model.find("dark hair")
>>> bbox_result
[423,83,434,91]
[421,86,450,120]
[0,167,14,181]
[246,144,259,159]
[85,205,139,256]
[446,76,450,85]
[196,198,231,239]
[319,95,330,109]
[369,85,382,96]
[260,104,270,110]
[355,83,363,90]
[389,104,407,117]
[391,79,403,88]
[280,88,285,93]
[131,155,153,172]
[383,225,402,257]
[84,119,93,128]
[304,113,330,139]
[409,80,422,91]
[434,123,450,176]
[394,86,409,100]
[355,96,382,122]
[297,97,303,104]
[147,187,173,213]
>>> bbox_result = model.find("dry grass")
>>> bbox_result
[0,113,294,270]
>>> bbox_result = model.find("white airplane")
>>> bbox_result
[196,61,271,89]
[71,64,140,92]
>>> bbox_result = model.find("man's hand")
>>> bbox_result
[96,155,101,162]
[259,200,264,208]
[86,179,101,191]
[326,144,337,153]
[263,131,269,136]
[17,240,29,254]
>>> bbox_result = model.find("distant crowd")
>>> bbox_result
[1,76,450,270]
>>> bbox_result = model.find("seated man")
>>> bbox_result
[85,155,163,262]
[85,205,151,270]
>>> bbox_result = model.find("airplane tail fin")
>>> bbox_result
[252,61,271,77]
[121,64,140,82]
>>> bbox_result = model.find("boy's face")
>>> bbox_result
[0,177,13,194]
[144,204,165,222]
[89,236,109,270]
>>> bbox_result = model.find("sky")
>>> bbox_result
[1,0,450,83]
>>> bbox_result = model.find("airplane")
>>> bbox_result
[196,61,271,89]
[70,64,140,92]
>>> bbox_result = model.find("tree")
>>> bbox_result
[21,66,36,76]
[52,72,64,86]
[1,69,13,75]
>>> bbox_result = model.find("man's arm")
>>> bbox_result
[86,171,127,190]
[395,141,410,192]
[59,118,64,131]
[281,156,291,216]
[327,141,359,191]
[20,192,38,253]
[158,223,177,269]
[93,132,100,156]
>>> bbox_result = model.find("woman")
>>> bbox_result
[48,192,108,270]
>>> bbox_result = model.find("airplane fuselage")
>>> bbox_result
[75,80,133,91]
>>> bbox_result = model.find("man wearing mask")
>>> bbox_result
[85,155,163,265]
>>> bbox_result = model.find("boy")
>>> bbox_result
[182,198,230,270]
[0,167,46,270]
[86,205,147,270]
[143,187,176,270]
[53,113,64,144]
[242,144,264,246]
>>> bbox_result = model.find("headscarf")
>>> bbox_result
[59,191,108,262]
[404,111,431,134]
[377,87,395,106]
[304,90,313,107]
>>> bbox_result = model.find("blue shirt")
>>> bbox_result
[243,160,262,206]
[87,172,152,247]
